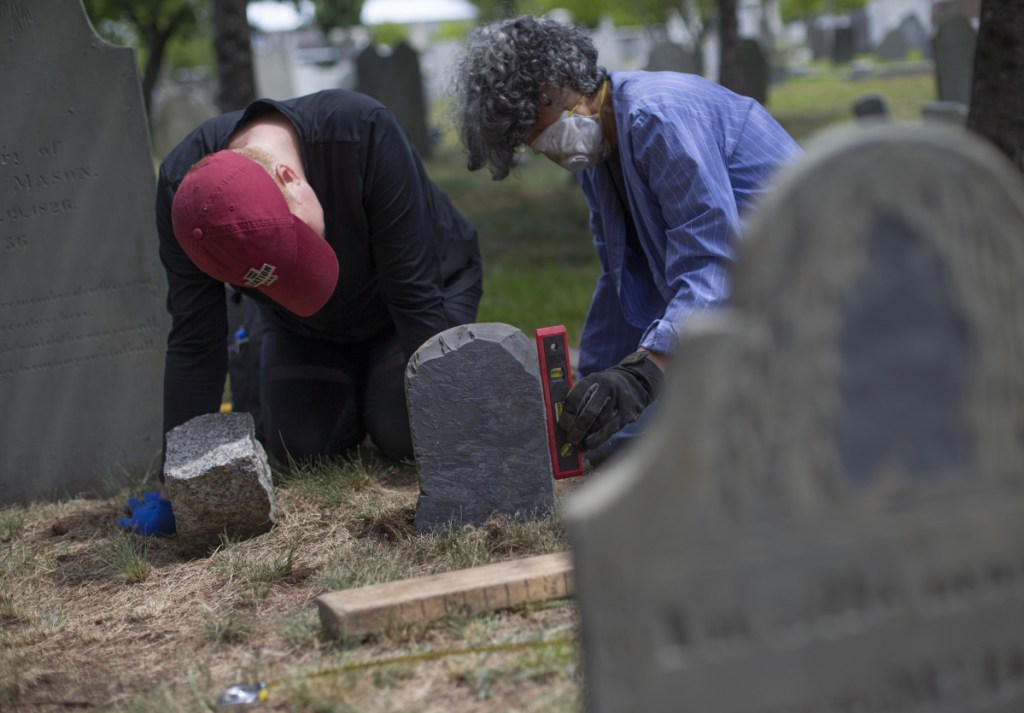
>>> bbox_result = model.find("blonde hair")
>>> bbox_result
[229,146,297,211]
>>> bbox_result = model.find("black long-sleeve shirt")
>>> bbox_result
[156,90,481,436]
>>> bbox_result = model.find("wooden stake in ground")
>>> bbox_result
[317,552,574,639]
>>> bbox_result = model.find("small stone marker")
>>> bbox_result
[164,412,276,544]
[406,323,555,534]
[566,125,1024,712]
[0,0,169,504]
[852,92,889,121]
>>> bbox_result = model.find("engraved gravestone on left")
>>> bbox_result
[0,0,169,503]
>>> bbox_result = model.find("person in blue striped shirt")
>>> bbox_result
[454,15,801,466]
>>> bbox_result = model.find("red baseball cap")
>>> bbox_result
[171,150,339,317]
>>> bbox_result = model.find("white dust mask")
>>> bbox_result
[529,82,610,173]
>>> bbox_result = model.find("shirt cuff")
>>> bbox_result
[639,319,681,356]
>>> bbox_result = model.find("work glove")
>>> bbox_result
[117,496,176,537]
[122,489,161,516]
[557,350,663,451]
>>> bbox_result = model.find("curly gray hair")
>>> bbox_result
[453,15,608,180]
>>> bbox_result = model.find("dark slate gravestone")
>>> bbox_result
[933,13,976,104]
[355,42,431,159]
[737,38,768,106]
[645,41,702,75]
[0,0,168,504]
[566,125,1024,713]
[406,323,555,534]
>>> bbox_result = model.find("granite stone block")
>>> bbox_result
[164,412,276,543]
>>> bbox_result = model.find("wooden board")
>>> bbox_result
[317,552,574,639]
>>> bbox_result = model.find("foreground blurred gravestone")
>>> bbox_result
[165,412,276,544]
[0,0,168,504]
[567,125,1024,712]
[356,42,431,158]
[933,12,976,104]
[406,323,554,534]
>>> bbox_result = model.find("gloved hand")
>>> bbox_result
[557,350,663,451]
[117,496,176,537]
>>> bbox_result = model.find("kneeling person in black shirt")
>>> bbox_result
[118,90,482,537]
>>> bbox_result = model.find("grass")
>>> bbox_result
[0,69,940,711]
[0,453,583,711]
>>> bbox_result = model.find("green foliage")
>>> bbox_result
[82,0,203,64]
[781,0,868,22]
[434,20,476,42]
[369,22,410,48]
[0,509,25,542]
[468,0,715,27]
[295,0,365,32]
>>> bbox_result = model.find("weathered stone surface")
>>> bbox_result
[566,126,1024,712]
[406,323,554,533]
[0,0,169,504]
[164,412,276,543]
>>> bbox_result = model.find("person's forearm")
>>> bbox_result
[639,348,669,373]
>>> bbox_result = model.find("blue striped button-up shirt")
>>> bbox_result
[575,71,801,375]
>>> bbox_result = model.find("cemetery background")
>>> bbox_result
[1,1,1004,711]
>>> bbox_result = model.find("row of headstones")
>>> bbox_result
[152,40,432,163]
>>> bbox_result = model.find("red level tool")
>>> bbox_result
[536,326,584,479]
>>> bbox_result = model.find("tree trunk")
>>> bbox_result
[213,0,256,113]
[967,0,1024,171]
[718,0,741,91]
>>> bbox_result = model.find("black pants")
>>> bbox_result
[256,272,481,465]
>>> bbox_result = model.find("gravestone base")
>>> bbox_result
[164,412,276,545]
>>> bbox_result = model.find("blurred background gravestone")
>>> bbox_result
[876,28,909,61]
[0,0,168,504]
[150,87,219,162]
[898,13,929,58]
[933,13,976,104]
[355,41,431,158]
[832,25,856,64]
[645,40,702,76]
[406,323,554,534]
[566,125,1024,712]
[736,38,768,106]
